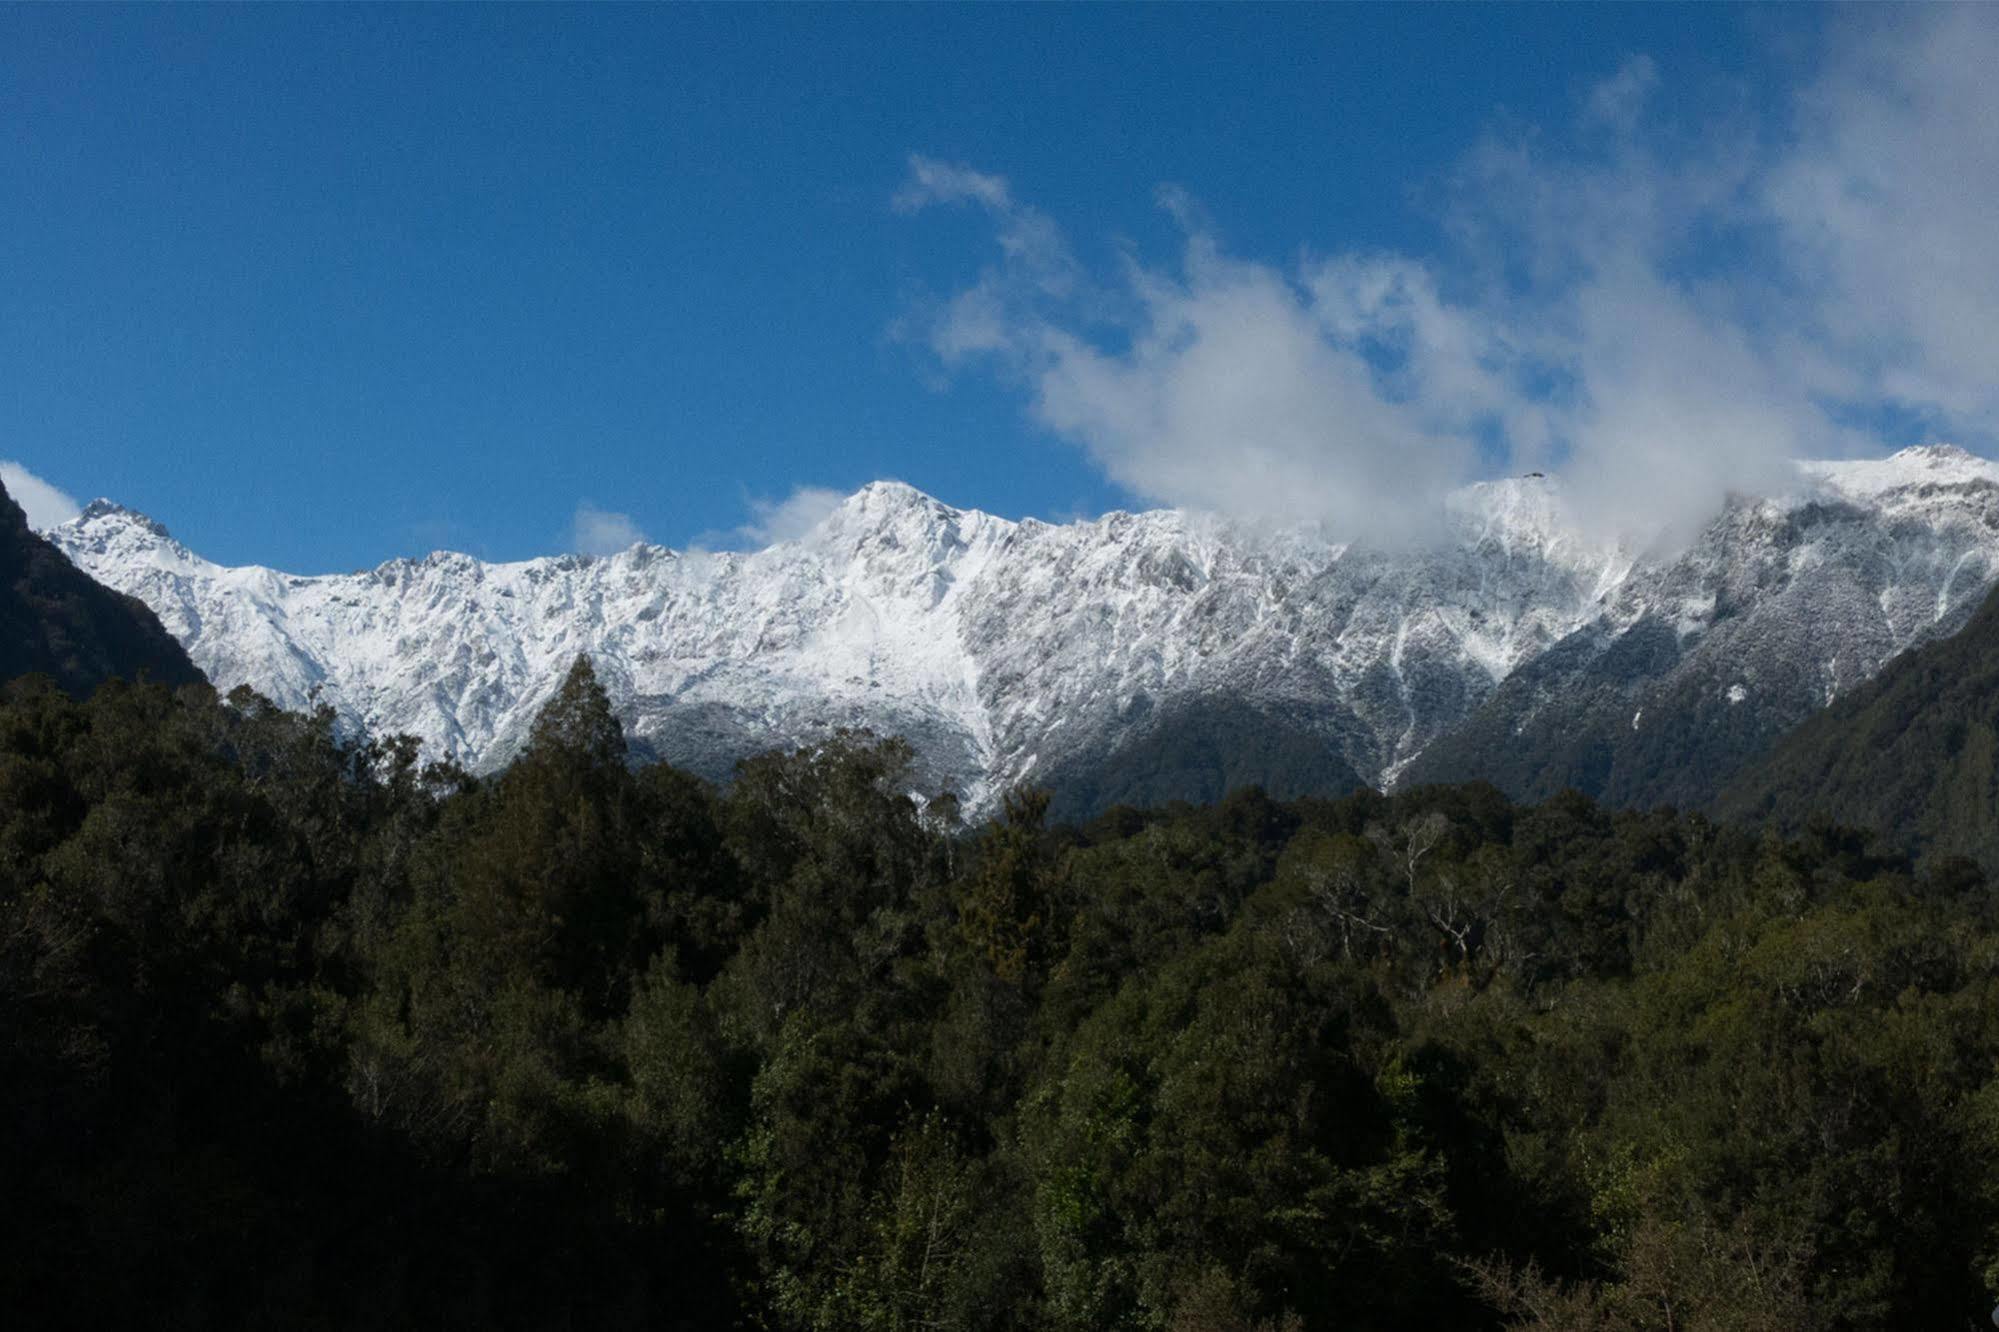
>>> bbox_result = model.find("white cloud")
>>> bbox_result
[898,8,1999,548]
[1438,109,1835,543]
[1767,6,1999,427]
[571,502,647,556]
[894,157,1011,214]
[0,461,82,532]
[1027,242,1476,542]
[735,485,846,548]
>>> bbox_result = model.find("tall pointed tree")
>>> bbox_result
[524,654,627,773]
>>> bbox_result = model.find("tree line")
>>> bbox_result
[5,658,1999,1329]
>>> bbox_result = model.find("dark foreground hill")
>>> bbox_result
[1717,578,1999,869]
[0,478,202,695]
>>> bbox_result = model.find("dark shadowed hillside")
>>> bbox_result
[1717,580,1999,868]
[0,480,202,695]
[1036,696,1368,823]
[1396,615,1795,812]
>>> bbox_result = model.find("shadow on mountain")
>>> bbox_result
[1036,696,1367,824]
[1718,579,1999,870]
[0,478,203,695]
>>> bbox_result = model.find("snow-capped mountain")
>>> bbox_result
[46,444,1999,818]
[1405,445,1999,807]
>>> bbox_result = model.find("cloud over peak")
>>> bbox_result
[734,485,846,548]
[899,8,1999,548]
[572,502,647,556]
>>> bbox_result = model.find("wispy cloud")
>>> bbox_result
[897,9,1999,548]
[571,502,647,556]
[0,461,82,532]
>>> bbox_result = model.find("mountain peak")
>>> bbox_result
[846,479,958,517]
[77,498,174,540]
[1893,442,1974,464]
[1802,444,1999,501]
[800,480,992,557]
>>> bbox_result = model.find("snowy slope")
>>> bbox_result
[47,445,1999,816]
[1402,444,1999,805]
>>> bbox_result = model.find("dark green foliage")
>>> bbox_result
[959,787,1060,984]
[1036,697,1367,824]
[0,481,202,696]
[1399,624,1796,813]
[1719,580,1999,870]
[5,661,1999,1327]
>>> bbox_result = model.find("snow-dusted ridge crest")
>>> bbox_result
[47,447,1999,817]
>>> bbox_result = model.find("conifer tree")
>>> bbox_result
[525,654,627,771]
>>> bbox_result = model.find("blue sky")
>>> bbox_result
[3,4,1995,570]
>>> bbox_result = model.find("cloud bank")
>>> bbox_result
[0,461,82,532]
[899,9,1999,547]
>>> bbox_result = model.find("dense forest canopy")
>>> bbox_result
[6,658,1999,1329]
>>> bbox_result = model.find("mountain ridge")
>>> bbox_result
[45,445,1999,817]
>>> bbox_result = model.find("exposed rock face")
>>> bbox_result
[48,445,1999,816]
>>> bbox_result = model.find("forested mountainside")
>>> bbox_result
[0,479,201,697]
[49,446,1999,819]
[1717,573,1999,869]
[6,659,1999,1329]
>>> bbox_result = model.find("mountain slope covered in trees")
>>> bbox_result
[6,660,1999,1328]
[0,479,201,696]
[1717,576,1999,868]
